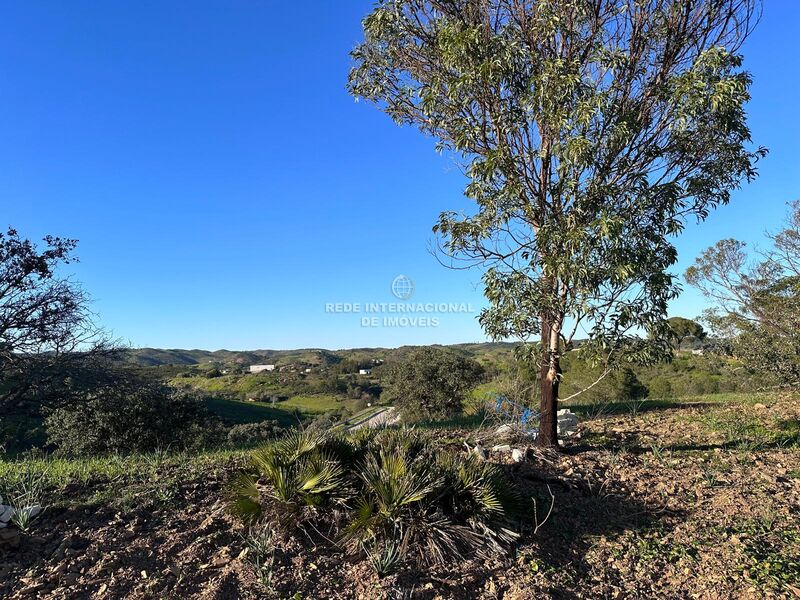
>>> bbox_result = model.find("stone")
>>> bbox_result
[491,444,512,453]
[51,539,70,560]
[0,504,14,525]
[471,444,488,460]
[511,448,526,463]
[209,555,230,568]
[557,409,579,436]
[495,424,538,439]
[495,424,514,437]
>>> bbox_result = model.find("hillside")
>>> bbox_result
[123,343,519,367]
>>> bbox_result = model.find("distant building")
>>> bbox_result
[359,368,372,375]
[691,349,704,356]
[249,364,275,373]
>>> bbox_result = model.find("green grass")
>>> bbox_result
[0,448,248,511]
[205,397,302,427]
[699,410,800,451]
[404,412,490,430]
[173,373,271,395]
[205,394,352,426]
[279,394,353,414]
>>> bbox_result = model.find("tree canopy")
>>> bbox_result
[686,201,800,387]
[382,347,485,421]
[666,317,706,349]
[0,228,114,412]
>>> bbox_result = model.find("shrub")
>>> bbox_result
[382,347,485,421]
[237,430,350,512]
[227,420,283,448]
[352,396,369,412]
[648,377,673,399]
[612,368,649,401]
[228,429,521,572]
[691,374,720,395]
[45,382,222,455]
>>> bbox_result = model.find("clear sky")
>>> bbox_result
[1,2,798,350]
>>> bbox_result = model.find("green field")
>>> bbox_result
[203,396,302,427]
[204,393,360,426]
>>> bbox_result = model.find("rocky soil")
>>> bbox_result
[1,393,798,599]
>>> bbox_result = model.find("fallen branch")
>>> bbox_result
[533,485,555,535]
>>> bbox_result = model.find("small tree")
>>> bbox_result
[666,317,707,349]
[686,201,800,387]
[382,347,484,421]
[0,228,116,412]
[613,368,648,402]
[349,0,764,447]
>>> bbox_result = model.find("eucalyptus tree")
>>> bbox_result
[349,0,763,446]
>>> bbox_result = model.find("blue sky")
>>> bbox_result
[1,2,798,350]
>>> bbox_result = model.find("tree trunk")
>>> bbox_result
[537,318,561,448]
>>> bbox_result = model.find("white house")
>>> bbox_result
[359,368,372,375]
[249,364,276,373]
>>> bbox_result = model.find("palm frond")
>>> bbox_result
[297,451,347,506]
[227,473,262,523]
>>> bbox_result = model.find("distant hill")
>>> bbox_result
[123,342,519,367]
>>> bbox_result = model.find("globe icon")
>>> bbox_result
[391,275,415,300]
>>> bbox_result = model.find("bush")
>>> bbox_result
[612,368,649,401]
[352,394,371,412]
[227,420,283,448]
[691,373,720,395]
[228,429,521,572]
[45,382,222,455]
[382,347,485,421]
[648,377,673,399]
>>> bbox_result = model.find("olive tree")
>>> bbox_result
[382,347,484,421]
[349,0,763,446]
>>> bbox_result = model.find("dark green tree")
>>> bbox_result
[382,347,484,421]
[613,367,648,401]
[45,377,222,455]
[349,0,763,446]
[666,317,707,349]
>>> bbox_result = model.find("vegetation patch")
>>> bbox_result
[228,428,522,573]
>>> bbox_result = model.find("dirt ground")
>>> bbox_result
[1,394,798,599]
